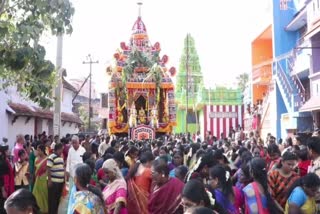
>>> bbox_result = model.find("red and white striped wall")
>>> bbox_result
[203,105,244,139]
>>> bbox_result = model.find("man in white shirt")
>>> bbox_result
[66,135,86,184]
[98,135,111,158]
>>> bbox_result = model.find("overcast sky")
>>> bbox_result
[43,0,272,93]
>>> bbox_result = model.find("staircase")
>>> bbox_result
[274,54,305,113]
[260,83,272,126]
[259,81,273,132]
[274,61,294,112]
[286,54,306,111]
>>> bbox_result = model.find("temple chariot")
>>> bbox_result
[107,8,176,140]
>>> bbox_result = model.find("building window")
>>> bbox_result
[187,110,196,123]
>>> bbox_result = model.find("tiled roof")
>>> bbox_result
[7,102,83,124]
[61,112,83,124]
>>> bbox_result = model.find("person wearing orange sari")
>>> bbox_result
[126,151,154,214]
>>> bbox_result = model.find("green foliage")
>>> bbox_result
[0,0,74,108]
[122,49,154,84]
[236,72,249,92]
[78,105,99,131]
[78,105,88,127]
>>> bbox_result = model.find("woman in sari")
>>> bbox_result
[28,143,36,192]
[32,144,48,213]
[102,159,128,214]
[126,151,154,214]
[266,144,281,172]
[0,143,14,214]
[69,163,106,214]
[285,173,320,214]
[125,146,139,168]
[243,158,279,214]
[168,151,185,177]
[268,151,299,212]
[185,151,217,183]
[182,179,227,214]
[148,158,184,214]
[209,165,243,213]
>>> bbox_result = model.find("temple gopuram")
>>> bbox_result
[175,34,244,139]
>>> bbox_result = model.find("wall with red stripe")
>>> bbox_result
[203,104,244,139]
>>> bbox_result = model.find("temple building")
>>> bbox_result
[175,34,244,139]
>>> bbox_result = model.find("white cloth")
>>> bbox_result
[66,146,86,178]
[98,142,109,157]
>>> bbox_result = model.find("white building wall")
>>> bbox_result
[41,119,49,136]
[61,122,79,137]
[62,89,74,113]
[199,109,204,141]
[1,83,80,143]
[7,116,35,149]
[0,90,9,142]
[260,84,277,141]
[6,86,37,107]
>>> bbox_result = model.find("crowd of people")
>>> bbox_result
[0,129,320,214]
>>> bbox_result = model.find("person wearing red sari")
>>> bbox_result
[0,142,14,214]
[148,158,184,214]
[297,148,311,177]
[126,151,154,214]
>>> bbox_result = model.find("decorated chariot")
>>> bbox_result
[107,13,176,140]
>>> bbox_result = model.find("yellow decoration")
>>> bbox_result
[132,34,148,40]
[126,82,156,89]
[110,124,129,134]
[138,107,146,124]
[156,124,173,133]
[129,104,137,128]
[117,66,123,72]
[150,106,159,128]
[160,83,174,89]
[117,110,123,124]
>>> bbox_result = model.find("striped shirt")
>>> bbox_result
[47,153,65,183]
[268,169,299,208]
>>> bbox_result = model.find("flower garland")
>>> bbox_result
[186,156,202,182]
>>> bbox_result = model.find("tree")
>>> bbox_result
[236,72,249,92]
[78,105,99,132]
[0,0,74,108]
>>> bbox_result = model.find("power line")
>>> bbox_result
[83,54,99,132]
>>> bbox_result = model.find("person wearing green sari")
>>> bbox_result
[32,144,48,213]
[28,145,36,192]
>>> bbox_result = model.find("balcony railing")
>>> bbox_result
[252,64,272,85]
[307,0,320,30]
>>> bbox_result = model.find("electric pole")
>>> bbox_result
[186,34,189,135]
[83,54,99,132]
[53,34,63,140]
